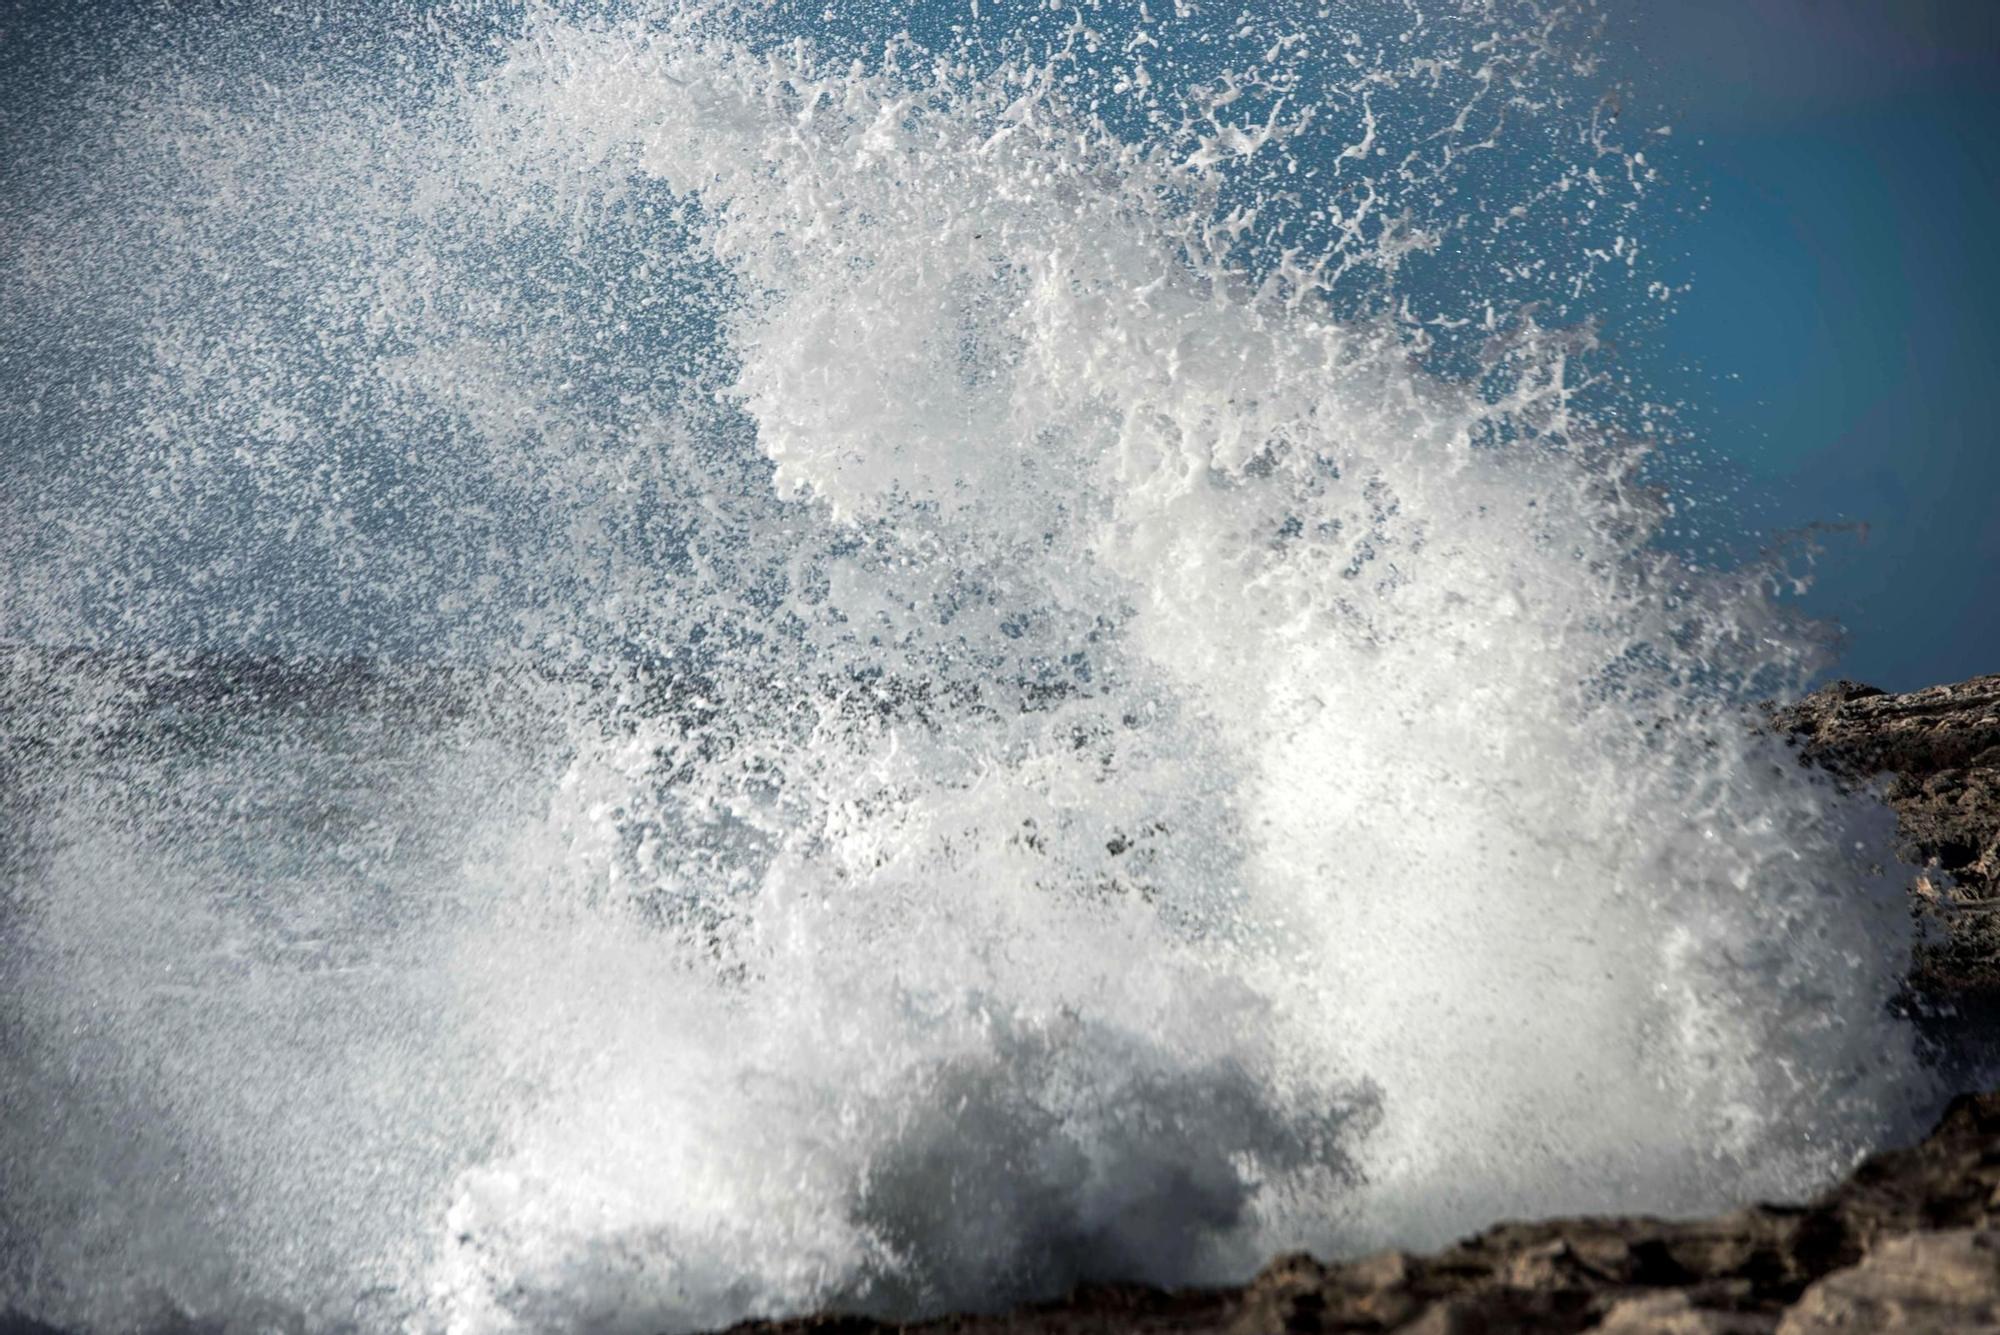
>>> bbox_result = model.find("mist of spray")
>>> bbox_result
[0,4,1934,1332]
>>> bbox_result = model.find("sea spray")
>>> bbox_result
[0,4,1936,1333]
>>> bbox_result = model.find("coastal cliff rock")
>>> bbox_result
[716,675,2000,1335]
[1776,675,2000,1000]
[723,1092,2000,1335]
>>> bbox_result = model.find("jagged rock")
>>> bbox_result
[717,1092,2000,1335]
[1774,674,2000,1000]
[1776,1230,2000,1334]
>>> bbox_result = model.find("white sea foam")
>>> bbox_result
[0,5,1938,1333]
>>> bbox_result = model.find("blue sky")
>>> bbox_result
[1615,0,2000,689]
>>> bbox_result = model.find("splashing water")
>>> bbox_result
[0,4,1938,1333]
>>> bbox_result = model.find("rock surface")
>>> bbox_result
[1775,675,2000,1000]
[717,1091,2000,1335]
[1776,1230,2000,1334]
[714,676,2000,1335]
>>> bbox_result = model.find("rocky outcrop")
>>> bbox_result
[1776,1231,2000,1334]
[1776,675,2000,1000]
[721,1091,2000,1335]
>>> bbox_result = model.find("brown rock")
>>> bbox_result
[1776,1230,2000,1334]
[717,1093,2000,1335]
[1775,674,2000,1000]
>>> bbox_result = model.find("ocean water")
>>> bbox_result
[0,4,1943,1332]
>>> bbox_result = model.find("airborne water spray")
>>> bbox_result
[0,4,1937,1333]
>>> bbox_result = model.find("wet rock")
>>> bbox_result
[1774,674,2000,1000]
[718,1091,2000,1335]
[1776,1230,2000,1334]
